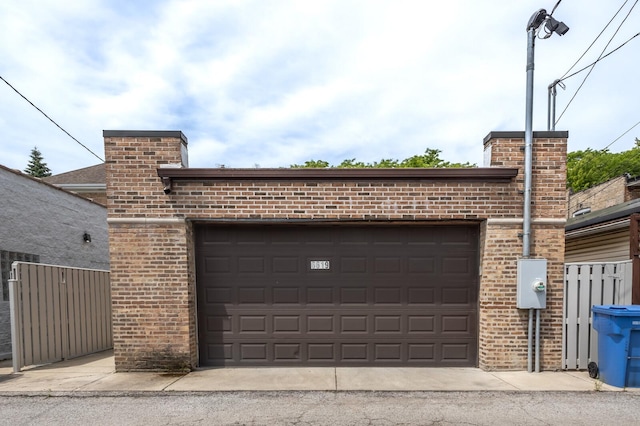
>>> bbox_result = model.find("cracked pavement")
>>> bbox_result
[1,391,640,425]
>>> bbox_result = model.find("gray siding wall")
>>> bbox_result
[0,167,109,270]
[0,166,109,358]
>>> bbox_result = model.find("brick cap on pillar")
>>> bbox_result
[483,131,568,144]
[103,130,188,144]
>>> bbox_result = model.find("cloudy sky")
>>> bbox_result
[1,0,638,174]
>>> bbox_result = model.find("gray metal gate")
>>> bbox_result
[563,261,632,370]
[9,262,112,372]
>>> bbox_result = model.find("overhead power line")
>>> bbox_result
[555,0,639,125]
[559,32,640,83]
[549,0,563,17]
[568,120,640,210]
[558,0,630,81]
[0,75,104,163]
[602,118,640,151]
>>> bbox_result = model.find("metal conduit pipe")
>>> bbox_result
[524,26,536,374]
[535,308,541,372]
[524,7,568,374]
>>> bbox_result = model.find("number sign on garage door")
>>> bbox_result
[195,224,478,367]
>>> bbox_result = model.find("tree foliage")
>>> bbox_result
[24,147,52,177]
[567,139,640,192]
[291,148,475,169]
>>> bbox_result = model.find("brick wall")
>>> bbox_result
[105,130,567,371]
[479,134,566,370]
[567,175,627,217]
[81,191,107,207]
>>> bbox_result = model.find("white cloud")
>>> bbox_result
[0,0,639,174]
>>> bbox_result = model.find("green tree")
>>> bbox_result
[567,139,640,192]
[24,147,52,177]
[291,149,475,169]
[290,159,330,168]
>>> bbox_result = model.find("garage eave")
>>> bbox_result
[157,167,518,183]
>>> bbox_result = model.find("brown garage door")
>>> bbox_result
[195,224,478,367]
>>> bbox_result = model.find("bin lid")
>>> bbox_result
[592,305,640,316]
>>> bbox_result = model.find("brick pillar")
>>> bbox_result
[104,131,196,371]
[479,131,567,370]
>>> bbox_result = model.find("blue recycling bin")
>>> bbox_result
[592,305,640,388]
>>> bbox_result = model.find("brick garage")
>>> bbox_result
[104,130,566,371]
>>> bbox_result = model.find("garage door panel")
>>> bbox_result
[237,257,264,273]
[341,343,368,360]
[442,343,470,361]
[441,227,476,245]
[340,257,367,273]
[237,288,266,304]
[206,287,232,303]
[374,257,401,273]
[272,257,300,273]
[441,315,471,333]
[203,339,477,366]
[196,224,478,367]
[375,344,402,360]
[274,344,301,360]
[442,287,472,305]
[340,288,368,304]
[408,343,435,361]
[307,287,334,304]
[340,316,368,333]
[207,315,232,332]
[308,316,335,333]
[206,343,232,361]
[239,316,267,333]
[308,344,334,360]
[442,256,474,275]
[240,344,267,360]
[374,316,402,333]
[407,287,436,304]
[408,315,435,333]
[273,316,300,333]
[408,257,436,273]
[205,257,231,273]
[272,287,300,304]
[374,287,402,304]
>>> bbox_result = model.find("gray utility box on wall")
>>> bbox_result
[517,258,547,309]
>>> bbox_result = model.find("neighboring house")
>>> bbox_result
[0,164,109,360]
[44,163,107,206]
[567,174,640,219]
[565,174,640,304]
[104,130,567,372]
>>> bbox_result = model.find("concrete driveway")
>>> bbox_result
[0,350,630,393]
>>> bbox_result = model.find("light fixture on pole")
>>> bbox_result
[523,7,569,374]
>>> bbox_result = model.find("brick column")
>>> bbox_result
[479,131,567,370]
[104,131,196,371]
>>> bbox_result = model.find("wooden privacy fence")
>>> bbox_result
[9,262,112,372]
[563,261,632,370]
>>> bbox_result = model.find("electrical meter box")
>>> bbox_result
[517,258,547,309]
